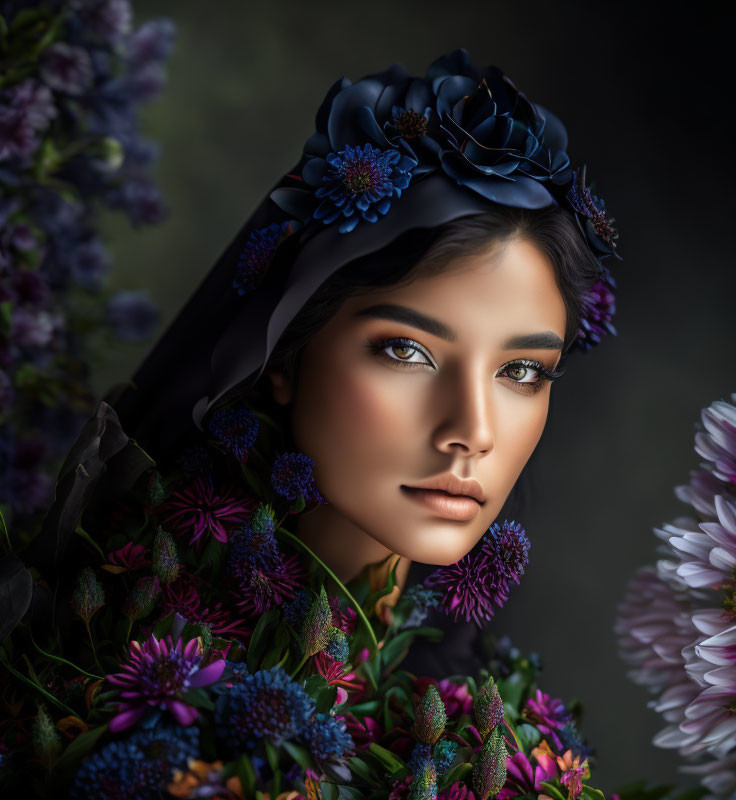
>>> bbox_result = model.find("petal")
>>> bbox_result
[190,659,226,687]
[108,706,146,733]
[167,700,199,726]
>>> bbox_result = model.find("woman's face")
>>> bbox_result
[270,237,567,565]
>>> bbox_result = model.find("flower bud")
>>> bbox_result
[32,705,62,768]
[473,676,504,739]
[70,567,104,623]
[303,586,332,657]
[152,527,179,584]
[414,683,446,745]
[472,726,506,800]
[408,757,437,800]
[146,471,165,507]
[123,575,160,621]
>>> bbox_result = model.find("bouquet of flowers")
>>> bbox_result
[0,392,615,800]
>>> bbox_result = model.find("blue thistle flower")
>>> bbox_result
[177,444,213,476]
[306,712,353,761]
[283,588,311,627]
[214,666,315,756]
[70,722,199,800]
[407,742,431,773]
[402,585,442,629]
[270,451,324,503]
[325,628,349,662]
[433,739,458,774]
[208,406,259,463]
[228,512,280,574]
[233,220,296,295]
[312,143,416,234]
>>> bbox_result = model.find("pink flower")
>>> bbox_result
[102,542,149,574]
[414,676,472,718]
[106,633,225,732]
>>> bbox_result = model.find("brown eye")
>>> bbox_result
[391,344,415,360]
[506,364,530,381]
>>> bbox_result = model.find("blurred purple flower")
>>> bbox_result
[11,307,62,349]
[0,371,14,417]
[8,78,57,131]
[104,176,167,226]
[80,0,133,43]
[0,106,38,162]
[125,18,177,66]
[40,43,94,96]
[106,289,158,342]
[70,237,110,290]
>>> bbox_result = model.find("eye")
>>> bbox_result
[497,358,560,395]
[367,337,434,368]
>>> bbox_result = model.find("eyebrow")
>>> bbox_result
[354,303,564,350]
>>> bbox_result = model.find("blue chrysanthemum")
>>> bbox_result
[233,220,295,295]
[306,712,353,761]
[270,451,324,503]
[208,407,259,463]
[311,142,416,234]
[482,520,530,586]
[214,666,315,756]
[70,721,199,800]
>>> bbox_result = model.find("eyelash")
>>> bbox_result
[366,336,565,395]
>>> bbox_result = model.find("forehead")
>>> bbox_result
[338,238,567,340]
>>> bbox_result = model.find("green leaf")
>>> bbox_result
[338,787,367,800]
[540,782,571,800]
[305,674,328,697]
[234,754,256,798]
[54,724,108,770]
[381,627,443,673]
[182,688,214,711]
[516,722,540,749]
[582,787,607,800]
[281,740,313,771]
[264,738,280,772]
[321,782,338,800]
[246,608,280,671]
[346,756,374,783]
[316,684,338,714]
[366,743,407,777]
[439,761,472,790]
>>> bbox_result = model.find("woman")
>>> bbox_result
[1,49,620,798]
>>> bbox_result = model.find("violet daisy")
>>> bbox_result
[106,633,225,732]
[522,689,573,752]
[160,578,251,640]
[158,476,255,546]
[231,554,306,617]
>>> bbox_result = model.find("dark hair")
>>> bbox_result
[260,204,600,390]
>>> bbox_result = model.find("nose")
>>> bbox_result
[431,362,495,457]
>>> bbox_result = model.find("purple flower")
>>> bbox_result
[40,43,94,96]
[11,307,61,349]
[575,275,617,351]
[80,0,133,43]
[104,176,167,225]
[106,289,159,342]
[125,18,177,66]
[230,553,306,617]
[106,633,225,732]
[70,237,111,290]
[567,166,619,258]
[0,370,13,417]
[695,395,736,487]
[0,106,38,162]
[307,142,416,234]
[425,550,507,626]
[522,689,572,752]
[496,749,557,800]
[482,519,530,586]
[158,476,255,546]
[270,451,324,503]
[232,220,297,295]
[160,578,251,640]
[208,406,259,462]
[228,504,279,572]
[8,78,57,131]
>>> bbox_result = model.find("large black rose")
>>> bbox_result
[426,48,572,208]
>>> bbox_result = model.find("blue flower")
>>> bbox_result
[305,143,415,234]
[106,289,159,342]
[70,721,199,800]
[567,166,619,259]
[214,666,316,756]
[228,505,280,573]
[233,220,297,295]
[208,406,259,463]
[283,588,311,627]
[434,739,458,774]
[306,712,353,761]
[325,629,349,662]
[270,451,324,503]
[408,742,432,773]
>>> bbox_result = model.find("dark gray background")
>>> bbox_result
[96,1,736,791]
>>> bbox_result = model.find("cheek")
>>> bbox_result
[291,355,412,491]
[496,392,550,489]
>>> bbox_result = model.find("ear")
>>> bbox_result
[265,367,294,406]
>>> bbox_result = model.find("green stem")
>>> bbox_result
[29,631,103,681]
[0,658,76,716]
[0,507,11,554]
[276,527,379,655]
[75,526,105,559]
[83,619,104,676]
[290,652,308,680]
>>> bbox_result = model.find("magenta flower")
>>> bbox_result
[106,633,225,732]
[158,476,255,545]
[522,689,572,752]
[414,676,472,718]
[496,750,557,800]
[102,542,149,574]
[160,578,251,639]
[230,554,305,617]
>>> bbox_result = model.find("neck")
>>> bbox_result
[294,503,411,591]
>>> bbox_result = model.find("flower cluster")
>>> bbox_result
[0,2,173,525]
[424,520,530,625]
[617,392,736,796]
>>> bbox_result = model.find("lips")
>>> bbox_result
[400,486,481,522]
